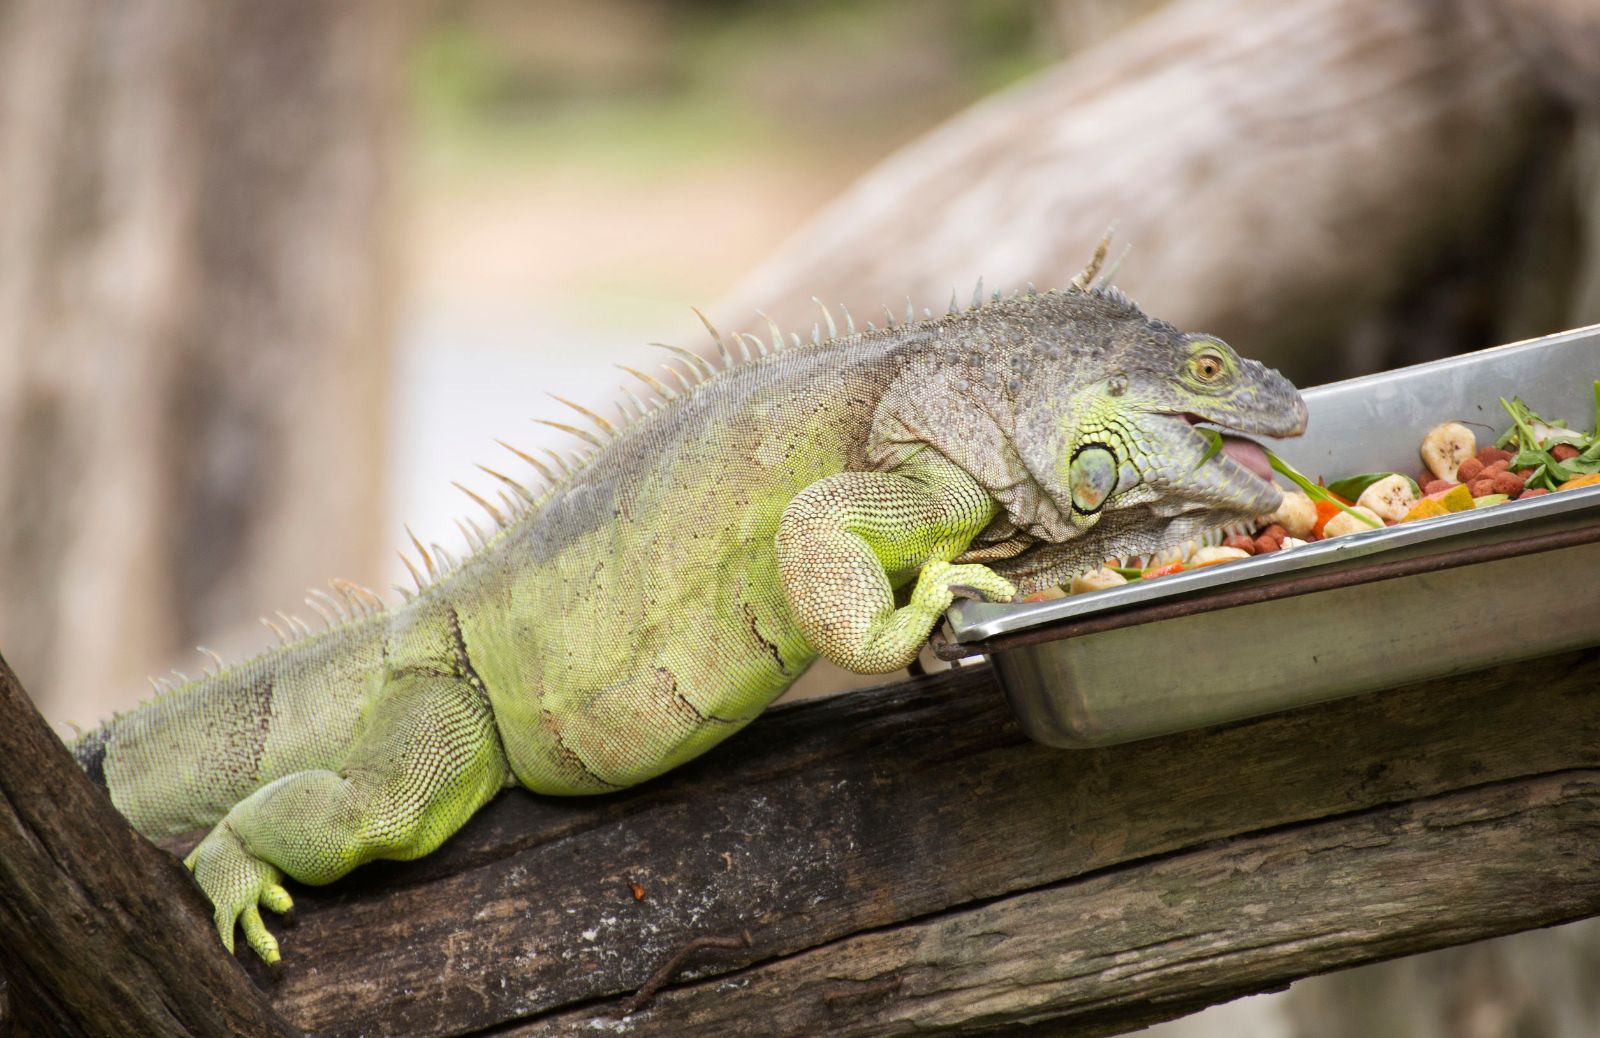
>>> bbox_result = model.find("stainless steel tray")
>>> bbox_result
[944,324,1600,747]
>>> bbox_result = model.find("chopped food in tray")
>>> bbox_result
[1023,379,1600,602]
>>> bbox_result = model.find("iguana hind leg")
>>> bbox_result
[184,673,509,963]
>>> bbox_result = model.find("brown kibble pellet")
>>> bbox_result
[1423,479,1456,496]
[1223,534,1257,555]
[1468,478,1496,497]
[1516,467,1536,479]
[1252,535,1280,555]
[1552,443,1580,462]
[1455,457,1485,482]
[1491,471,1525,496]
[1261,523,1287,540]
[1476,447,1513,466]
[1484,459,1509,476]
[1519,487,1550,499]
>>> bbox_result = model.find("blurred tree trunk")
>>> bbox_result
[714,0,1552,388]
[0,0,408,720]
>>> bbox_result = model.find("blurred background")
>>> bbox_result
[1,0,1597,1033]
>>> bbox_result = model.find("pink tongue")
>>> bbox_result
[1220,435,1273,482]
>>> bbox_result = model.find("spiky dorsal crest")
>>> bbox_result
[389,235,1148,605]
[132,240,1153,696]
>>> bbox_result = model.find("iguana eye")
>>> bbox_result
[1190,353,1225,383]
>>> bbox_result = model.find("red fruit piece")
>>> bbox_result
[1261,523,1287,541]
[1519,487,1550,499]
[1223,534,1257,555]
[1252,535,1280,555]
[1491,471,1525,496]
[1552,443,1580,462]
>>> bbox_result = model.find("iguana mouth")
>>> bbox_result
[1171,413,1276,486]
[1216,432,1274,484]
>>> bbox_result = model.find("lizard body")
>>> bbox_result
[69,281,1306,962]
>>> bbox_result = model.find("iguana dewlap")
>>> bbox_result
[70,281,1306,964]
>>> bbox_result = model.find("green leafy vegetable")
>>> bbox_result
[1497,394,1600,491]
[1539,428,1589,448]
[1500,396,1542,452]
[1193,427,1224,471]
[1563,456,1600,475]
[1262,449,1382,528]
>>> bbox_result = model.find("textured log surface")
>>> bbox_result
[0,654,298,1037]
[134,646,1600,1038]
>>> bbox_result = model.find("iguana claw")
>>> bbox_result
[946,582,1014,603]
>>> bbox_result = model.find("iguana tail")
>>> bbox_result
[69,620,388,839]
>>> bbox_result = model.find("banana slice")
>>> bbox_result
[1322,505,1384,538]
[1265,490,1317,538]
[1420,422,1476,481]
[1355,474,1419,522]
[1070,567,1129,594]
[1188,545,1251,566]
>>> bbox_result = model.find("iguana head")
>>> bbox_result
[869,285,1307,588]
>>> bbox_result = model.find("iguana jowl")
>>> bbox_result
[69,279,1306,964]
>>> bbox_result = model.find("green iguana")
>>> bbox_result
[68,273,1306,965]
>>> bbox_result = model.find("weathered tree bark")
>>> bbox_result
[97,645,1596,1038]
[713,0,1550,388]
[0,0,406,720]
[0,654,299,1037]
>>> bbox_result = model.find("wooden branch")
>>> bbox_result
[163,646,1600,1038]
[0,655,300,1037]
[527,770,1600,1038]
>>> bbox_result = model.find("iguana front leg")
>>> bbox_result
[184,673,509,963]
[776,452,1015,673]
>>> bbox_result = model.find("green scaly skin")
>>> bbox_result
[68,282,1306,964]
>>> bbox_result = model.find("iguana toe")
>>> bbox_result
[185,824,292,964]
[239,906,282,966]
[261,881,295,917]
[915,561,1016,610]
